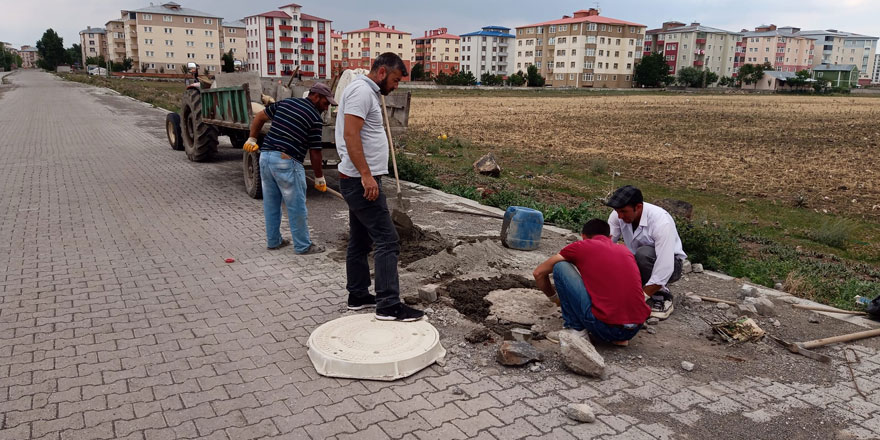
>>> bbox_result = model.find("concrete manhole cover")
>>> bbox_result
[307,314,446,381]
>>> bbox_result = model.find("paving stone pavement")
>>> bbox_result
[2,70,880,439]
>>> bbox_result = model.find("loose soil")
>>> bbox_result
[444,274,536,321]
[327,223,452,267]
[410,94,880,217]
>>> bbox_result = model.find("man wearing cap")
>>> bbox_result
[243,83,337,255]
[606,185,687,319]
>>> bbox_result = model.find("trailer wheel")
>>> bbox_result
[243,150,262,199]
[228,131,249,149]
[181,89,218,162]
[165,113,184,151]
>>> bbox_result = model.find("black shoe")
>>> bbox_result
[298,243,325,255]
[376,303,424,322]
[347,295,377,311]
[268,238,291,250]
[648,291,674,320]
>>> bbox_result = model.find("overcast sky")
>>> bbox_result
[4,0,879,49]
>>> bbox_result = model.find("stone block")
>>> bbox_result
[559,330,605,378]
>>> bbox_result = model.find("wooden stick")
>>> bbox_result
[694,295,737,306]
[441,208,504,220]
[801,327,880,349]
[379,94,402,196]
[791,304,868,315]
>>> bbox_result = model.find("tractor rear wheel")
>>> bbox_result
[165,113,184,151]
[181,89,218,162]
[243,149,263,199]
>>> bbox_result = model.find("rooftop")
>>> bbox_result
[517,8,644,29]
[813,64,858,71]
[127,2,220,19]
[301,13,331,23]
[461,26,514,38]
[79,27,106,35]
[347,20,410,35]
[252,10,292,19]
[647,23,742,36]
[222,20,245,28]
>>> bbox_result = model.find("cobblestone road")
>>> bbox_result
[2,70,880,440]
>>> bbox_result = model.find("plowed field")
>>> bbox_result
[410,94,880,217]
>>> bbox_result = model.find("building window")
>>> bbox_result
[164,28,172,34]
[142,14,152,20]
[583,73,593,81]
[163,15,172,22]
[204,19,213,25]
[184,17,193,23]
[144,26,153,32]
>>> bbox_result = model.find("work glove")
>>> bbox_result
[243,137,259,153]
[314,176,327,192]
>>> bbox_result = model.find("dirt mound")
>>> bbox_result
[398,224,451,266]
[444,275,536,321]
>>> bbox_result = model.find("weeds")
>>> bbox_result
[589,158,608,175]
[809,218,854,249]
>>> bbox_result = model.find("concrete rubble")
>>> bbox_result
[559,330,606,378]
[473,152,502,177]
[565,403,597,423]
[496,340,543,366]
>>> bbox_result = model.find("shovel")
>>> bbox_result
[769,327,880,364]
[379,94,415,235]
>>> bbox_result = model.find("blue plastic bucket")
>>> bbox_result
[501,206,544,251]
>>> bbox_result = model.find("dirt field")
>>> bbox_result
[409,94,880,217]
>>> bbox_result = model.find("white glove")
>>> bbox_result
[314,176,327,192]
[243,137,259,152]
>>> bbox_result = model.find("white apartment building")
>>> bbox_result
[645,21,743,79]
[244,4,332,79]
[873,53,880,84]
[79,27,107,66]
[119,2,222,73]
[459,26,514,77]
[798,29,878,82]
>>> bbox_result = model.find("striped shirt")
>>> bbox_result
[261,97,323,163]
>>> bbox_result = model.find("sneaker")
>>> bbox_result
[347,295,377,311]
[298,243,325,255]
[649,292,674,320]
[376,303,424,322]
[268,238,291,250]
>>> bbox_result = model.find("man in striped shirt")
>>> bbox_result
[244,83,336,254]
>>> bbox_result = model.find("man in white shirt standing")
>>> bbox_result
[606,185,687,319]
[335,53,424,322]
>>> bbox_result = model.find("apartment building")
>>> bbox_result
[459,26,514,77]
[798,29,878,82]
[644,21,743,79]
[414,28,460,77]
[221,20,246,63]
[119,2,222,73]
[300,13,332,79]
[79,27,108,66]
[741,25,814,72]
[105,19,126,64]
[342,20,413,79]
[331,30,345,75]
[515,8,645,88]
[873,53,880,84]
[245,5,332,79]
[19,46,38,68]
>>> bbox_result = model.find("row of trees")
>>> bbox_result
[0,43,23,71]
[411,63,546,87]
[636,53,805,89]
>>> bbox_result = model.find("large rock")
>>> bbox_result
[418,284,440,303]
[496,341,543,366]
[486,288,560,326]
[653,198,694,221]
[565,403,596,423]
[473,153,501,177]
[559,330,605,378]
[744,296,776,316]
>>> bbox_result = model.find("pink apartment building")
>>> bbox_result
[742,25,814,72]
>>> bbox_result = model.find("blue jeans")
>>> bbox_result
[552,261,640,343]
[339,176,401,309]
[259,151,312,253]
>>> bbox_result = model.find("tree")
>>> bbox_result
[0,43,15,71]
[36,28,67,70]
[480,72,504,86]
[633,52,669,87]
[506,70,526,87]
[122,57,133,72]
[221,50,235,73]
[410,63,425,81]
[66,44,82,66]
[85,56,106,68]
[738,62,772,86]
[704,71,719,86]
[786,69,811,90]
[526,64,545,87]
[676,67,704,87]
[434,69,477,86]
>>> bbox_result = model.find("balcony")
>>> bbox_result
[279,36,293,42]
[302,49,314,55]
[361,38,370,43]
[280,59,294,64]
[302,38,314,43]
[279,25,292,31]
[301,60,314,65]
[695,38,706,45]
[302,26,314,32]
[736,41,745,47]
[279,48,293,53]
[777,43,786,48]
[694,50,705,55]
[693,60,704,66]
[301,71,315,77]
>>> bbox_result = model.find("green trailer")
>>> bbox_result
[165,76,411,199]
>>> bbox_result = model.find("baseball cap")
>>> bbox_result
[309,83,338,106]
[605,185,643,209]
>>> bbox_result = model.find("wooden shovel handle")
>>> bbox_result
[801,327,880,349]
[791,304,867,315]
[379,94,402,195]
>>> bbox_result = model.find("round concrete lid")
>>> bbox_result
[307,314,446,381]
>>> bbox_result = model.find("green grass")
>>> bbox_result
[395,129,880,310]
[57,73,185,112]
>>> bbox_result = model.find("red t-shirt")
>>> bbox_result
[559,236,650,325]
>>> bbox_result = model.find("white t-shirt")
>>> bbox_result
[335,75,389,177]
[609,202,687,287]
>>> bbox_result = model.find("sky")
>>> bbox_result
[3,0,879,49]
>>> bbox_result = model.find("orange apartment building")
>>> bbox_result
[221,20,246,65]
[644,21,744,79]
[342,20,413,79]
[742,25,814,72]
[514,8,646,88]
[330,30,345,75]
[413,28,460,77]
[105,19,126,65]
[79,26,108,67]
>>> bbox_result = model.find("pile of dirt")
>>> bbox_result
[444,275,536,321]
[327,224,451,267]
